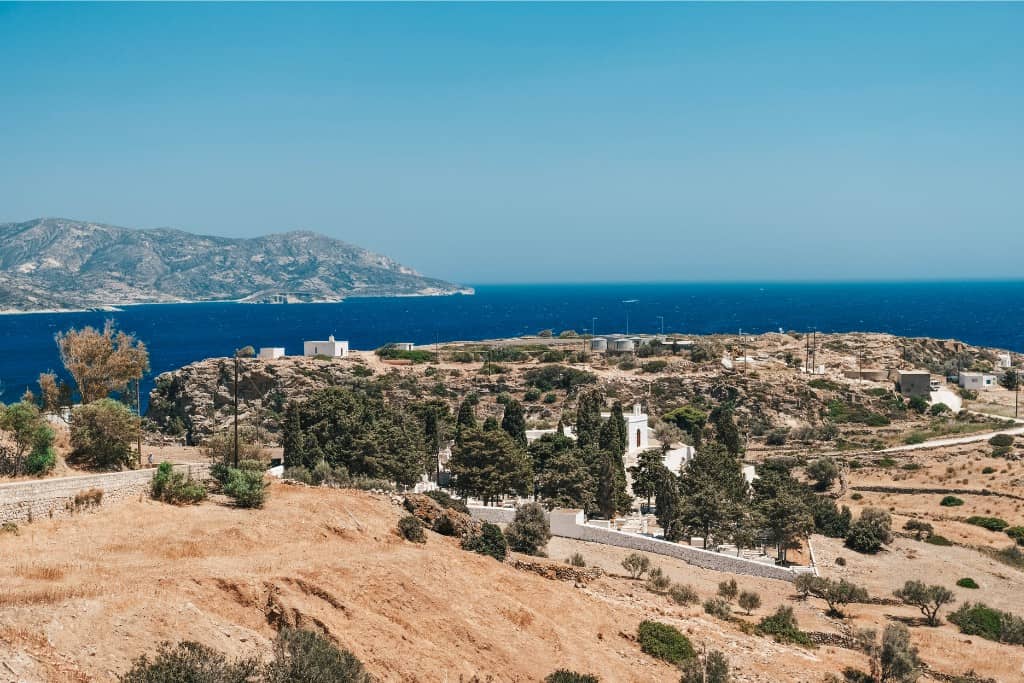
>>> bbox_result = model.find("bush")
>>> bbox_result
[717,578,738,602]
[641,360,668,373]
[461,522,507,561]
[703,597,732,620]
[544,671,600,683]
[223,467,268,508]
[645,567,670,593]
[807,457,840,490]
[845,508,893,554]
[505,502,551,556]
[264,627,372,682]
[982,466,996,474]
[904,519,934,540]
[151,462,207,505]
[282,466,313,484]
[566,552,586,567]
[940,495,965,507]
[850,492,863,501]
[524,388,542,401]
[668,583,699,605]
[765,429,789,446]
[636,620,695,665]
[957,578,979,589]
[925,534,953,546]
[966,516,1009,532]
[756,606,811,646]
[1005,526,1024,546]
[680,650,730,683]
[738,590,762,615]
[804,577,869,618]
[543,393,557,404]
[397,515,426,543]
[989,433,1015,448]
[70,399,139,469]
[836,556,847,567]
[948,602,1024,645]
[24,446,56,475]
[1,521,18,535]
[622,553,651,579]
[119,641,259,682]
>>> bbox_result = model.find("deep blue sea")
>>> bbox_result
[1,282,1023,407]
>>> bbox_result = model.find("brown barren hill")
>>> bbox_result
[0,484,685,682]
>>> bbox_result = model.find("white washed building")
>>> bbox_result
[303,335,349,358]
[259,347,286,360]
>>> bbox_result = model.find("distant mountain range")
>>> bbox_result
[0,218,471,312]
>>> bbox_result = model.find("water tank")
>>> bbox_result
[612,338,635,352]
[590,337,608,352]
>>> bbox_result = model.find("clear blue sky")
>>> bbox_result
[1,2,1021,284]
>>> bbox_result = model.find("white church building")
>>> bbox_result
[303,335,349,358]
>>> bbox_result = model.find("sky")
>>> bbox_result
[1,2,1021,285]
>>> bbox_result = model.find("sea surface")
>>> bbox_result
[1,281,1022,407]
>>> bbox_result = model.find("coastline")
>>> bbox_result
[0,287,475,316]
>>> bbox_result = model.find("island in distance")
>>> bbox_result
[0,218,472,313]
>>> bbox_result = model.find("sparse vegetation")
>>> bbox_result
[703,597,732,620]
[845,507,893,554]
[544,671,600,683]
[222,467,268,508]
[956,578,979,589]
[680,649,730,683]
[622,553,651,579]
[738,590,762,615]
[965,516,1008,532]
[949,602,1024,645]
[668,583,699,605]
[645,567,671,593]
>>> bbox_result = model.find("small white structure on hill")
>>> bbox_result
[303,335,349,358]
[959,371,996,390]
[259,347,286,360]
[390,342,415,351]
[997,353,1013,369]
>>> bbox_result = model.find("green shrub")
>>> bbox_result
[966,516,1009,532]
[566,552,586,567]
[505,502,551,556]
[223,467,268,508]
[119,641,259,682]
[668,583,699,605]
[461,522,507,561]
[543,393,557,404]
[940,496,964,507]
[70,399,139,470]
[925,534,953,546]
[1005,526,1024,546]
[622,553,651,579]
[636,620,696,665]
[25,446,56,475]
[1,522,19,535]
[397,515,426,543]
[544,671,599,683]
[282,466,313,484]
[957,578,979,589]
[982,466,996,474]
[903,519,934,540]
[524,387,542,401]
[150,462,207,505]
[845,508,893,554]
[948,602,1024,644]
[738,590,762,615]
[645,567,670,593]
[850,492,863,501]
[703,597,732,620]
[989,433,1015,448]
[641,360,668,373]
[717,578,738,602]
[264,627,371,682]
[756,606,811,646]
[680,650,730,683]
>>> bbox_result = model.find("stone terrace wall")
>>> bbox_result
[0,464,211,525]
[468,505,797,582]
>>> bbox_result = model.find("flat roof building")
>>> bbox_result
[303,335,349,358]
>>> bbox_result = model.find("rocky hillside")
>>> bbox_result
[0,218,470,311]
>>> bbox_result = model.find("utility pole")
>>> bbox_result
[233,354,239,468]
[135,378,143,467]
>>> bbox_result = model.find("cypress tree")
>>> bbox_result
[501,399,528,449]
[710,404,743,457]
[610,402,628,455]
[455,399,476,444]
[575,389,603,449]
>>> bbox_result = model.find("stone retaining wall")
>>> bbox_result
[468,505,797,582]
[850,485,1024,501]
[0,464,211,525]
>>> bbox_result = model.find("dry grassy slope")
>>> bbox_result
[1,484,692,682]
